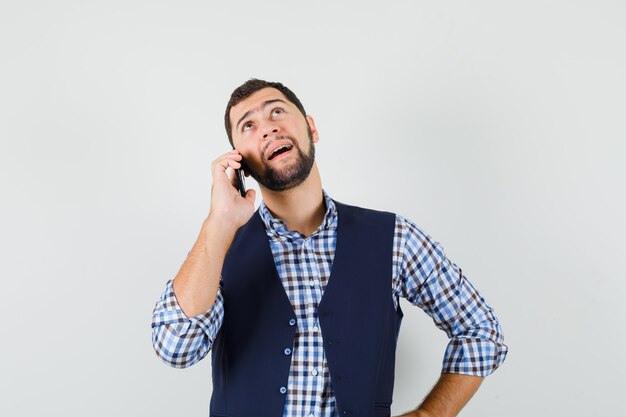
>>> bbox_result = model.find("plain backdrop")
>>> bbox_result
[1,1,625,416]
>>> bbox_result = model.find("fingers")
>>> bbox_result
[212,150,243,176]
[228,168,239,188]
[207,151,256,227]
[245,188,256,203]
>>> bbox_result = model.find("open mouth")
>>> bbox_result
[268,144,294,160]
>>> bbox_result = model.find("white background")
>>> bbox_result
[1,1,624,416]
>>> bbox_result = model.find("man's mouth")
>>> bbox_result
[267,143,294,160]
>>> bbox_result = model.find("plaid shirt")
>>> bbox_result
[151,190,508,416]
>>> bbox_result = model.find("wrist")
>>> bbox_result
[204,212,239,236]
[198,214,238,255]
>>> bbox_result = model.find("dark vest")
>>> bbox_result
[210,200,403,417]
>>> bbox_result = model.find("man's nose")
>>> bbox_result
[261,124,279,140]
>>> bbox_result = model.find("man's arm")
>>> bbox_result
[173,149,256,317]
[393,215,508,415]
[151,277,224,367]
[396,373,483,417]
[171,214,238,318]
[150,150,256,367]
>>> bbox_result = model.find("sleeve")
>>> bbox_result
[150,278,224,368]
[393,215,508,377]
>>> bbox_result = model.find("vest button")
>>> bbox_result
[279,386,287,394]
[284,348,292,355]
[289,319,296,326]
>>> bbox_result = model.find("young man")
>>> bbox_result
[151,80,508,417]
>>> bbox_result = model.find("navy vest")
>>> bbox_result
[210,201,403,417]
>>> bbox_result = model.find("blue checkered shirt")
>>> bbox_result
[151,190,508,416]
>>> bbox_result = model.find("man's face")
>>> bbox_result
[229,88,319,192]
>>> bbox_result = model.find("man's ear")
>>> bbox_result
[306,115,319,144]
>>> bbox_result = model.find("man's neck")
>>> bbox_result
[260,164,325,238]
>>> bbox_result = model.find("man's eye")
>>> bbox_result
[271,108,284,116]
[242,122,253,132]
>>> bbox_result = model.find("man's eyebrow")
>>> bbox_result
[235,99,287,131]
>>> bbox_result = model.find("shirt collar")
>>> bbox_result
[259,189,337,237]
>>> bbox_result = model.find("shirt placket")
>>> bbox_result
[263,201,339,417]
[302,235,325,417]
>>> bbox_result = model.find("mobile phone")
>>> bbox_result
[235,167,246,197]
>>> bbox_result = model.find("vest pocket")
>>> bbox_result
[373,402,391,417]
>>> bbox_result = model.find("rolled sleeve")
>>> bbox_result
[394,215,508,377]
[150,279,224,368]
[434,258,508,376]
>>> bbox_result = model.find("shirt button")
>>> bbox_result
[309,413,315,417]
[311,368,318,376]
[309,279,315,287]
[284,348,292,355]
[313,325,319,332]
[279,386,287,394]
[289,319,296,326]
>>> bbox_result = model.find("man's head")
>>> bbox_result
[225,79,319,192]
[225,79,307,147]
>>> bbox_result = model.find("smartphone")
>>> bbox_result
[234,166,246,198]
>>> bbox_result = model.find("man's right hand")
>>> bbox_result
[208,149,256,230]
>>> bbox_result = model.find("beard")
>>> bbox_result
[245,126,315,192]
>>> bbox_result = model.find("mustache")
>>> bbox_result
[262,136,297,158]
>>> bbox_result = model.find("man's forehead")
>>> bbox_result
[230,88,290,120]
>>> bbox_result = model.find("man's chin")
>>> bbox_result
[250,140,315,192]
[256,171,310,192]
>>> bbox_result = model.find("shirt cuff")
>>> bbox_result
[441,331,509,377]
[151,279,223,338]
